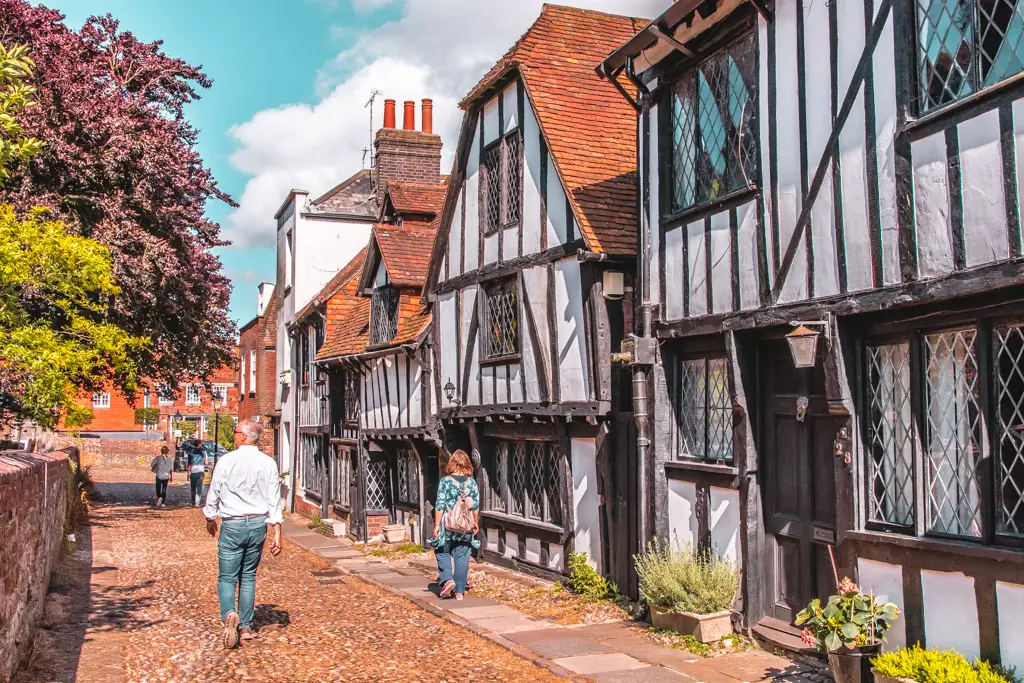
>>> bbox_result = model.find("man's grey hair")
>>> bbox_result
[238,419,262,444]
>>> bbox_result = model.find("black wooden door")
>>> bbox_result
[607,413,639,598]
[761,339,837,624]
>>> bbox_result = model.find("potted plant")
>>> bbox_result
[634,540,738,643]
[871,645,1015,683]
[795,577,899,683]
[382,523,407,543]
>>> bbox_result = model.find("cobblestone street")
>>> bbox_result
[17,467,563,683]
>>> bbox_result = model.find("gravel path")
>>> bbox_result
[19,467,564,683]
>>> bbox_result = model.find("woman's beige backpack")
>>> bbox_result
[442,479,475,534]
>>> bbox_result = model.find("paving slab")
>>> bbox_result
[590,667,694,683]
[668,661,753,683]
[553,653,650,675]
[565,621,640,641]
[449,605,523,620]
[314,548,362,559]
[505,630,615,658]
[471,614,556,634]
[702,650,803,678]
[357,570,406,582]
[372,574,429,588]
[600,636,700,669]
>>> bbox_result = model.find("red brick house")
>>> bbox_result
[238,282,278,454]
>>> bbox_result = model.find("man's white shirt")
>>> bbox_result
[202,445,283,525]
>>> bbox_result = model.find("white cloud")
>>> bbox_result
[223,0,668,249]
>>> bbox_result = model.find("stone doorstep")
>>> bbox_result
[552,653,651,676]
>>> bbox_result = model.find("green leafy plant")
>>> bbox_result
[633,539,738,614]
[204,412,234,451]
[176,421,197,439]
[795,577,899,652]
[0,42,44,184]
[871,645,1014,683]
[134,408,160,426]
[566,552,614,601]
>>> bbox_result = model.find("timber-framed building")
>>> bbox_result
[601,0,1024,666]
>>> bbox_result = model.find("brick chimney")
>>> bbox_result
[373,95,442,204]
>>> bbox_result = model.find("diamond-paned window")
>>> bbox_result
[670,357,733,463]
[396,448,418,505]
[330,446,351,508]
[365,458,390,511]
[996,322,1024,536]
[916,0,1024,113]
[484,279,519,359]
[482,131,523,235]
[667,32,757,215]
[370,285,399,346]
[866,342,915,527]
[486,439,562,528]
[300,434,326,500]
[924,329,983,538]
[344,370,360,423]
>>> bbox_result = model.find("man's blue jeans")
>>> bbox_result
[435,539,472,594]
[217,519,267,628]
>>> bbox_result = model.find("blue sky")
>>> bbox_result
[46,0,665,326]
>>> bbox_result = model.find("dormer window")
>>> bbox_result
[370,285,399,345]
[482,129,522,235]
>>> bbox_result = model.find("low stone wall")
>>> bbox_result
[52,435,171,469]
[0,450,70,682]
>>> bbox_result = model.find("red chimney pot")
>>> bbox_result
[421,98,433,134]
[383,99,396,129]
[403,100,415,131]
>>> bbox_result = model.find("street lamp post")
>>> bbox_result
[212,394,222,466]
[173,410,183,470]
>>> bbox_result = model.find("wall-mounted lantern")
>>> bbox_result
[444,378,460,405]
[602,270,625,300]
[785,321,830,368]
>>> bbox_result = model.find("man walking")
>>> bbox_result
[150,445,173,507]
[187,439,206,507]
[202,420,282,649]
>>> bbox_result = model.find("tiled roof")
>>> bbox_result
[384,181,447,217]
[295,247,367,322]
[461,4,644,256]
[315,264,369,361]
[308,169,377,218]
[374,219,439,287]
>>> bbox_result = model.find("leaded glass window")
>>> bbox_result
[916,0,1024,112]
[996,322,1024,537]
[330,446,351,509]
[670,357,733,463]
[482,131,522,235]
[365,458,390,511]
[486,439,562,527]
[344,370,360,423]
[370,285,399,346]
[396,449,418,505]
[483,279,519,358]
[667,32,757,215]
[301,434,326,501]
[866,342,915,527]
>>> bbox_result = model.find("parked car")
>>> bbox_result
[174,439,228,471]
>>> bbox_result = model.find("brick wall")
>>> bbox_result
[374,129,442,196]
[366,514,388,540]
[51,435,172,469]
[0,450,70,682]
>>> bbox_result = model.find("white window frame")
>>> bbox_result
[240,352,247,395]
[158,383,174,406]
[185,384,202,406]
[211,384,230,404]
[249,349,257,393]
[92,392,110,409]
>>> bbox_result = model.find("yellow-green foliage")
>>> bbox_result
[566,552,614,601]
[0,42,44,184]
[634,539,738,615]
[0,206,147,427]
[872,646,1014,683]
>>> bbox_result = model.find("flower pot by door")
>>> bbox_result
[827,644,881,683]
[649,605,733,643]
[382,524,406,543]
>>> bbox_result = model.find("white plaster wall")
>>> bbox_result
[293,212,372,311]
[483,97,499,146]
[546,146,572,247]
[484,232,499,265]
[502,83,518,132]
[465,118,481,273]
[525,537,542,565]
[1013,99,1024,247]
[856,559,906,651]
[959,109,1009,268]
[668,479,699,550]
[873,2,900,286]
[571,438,602,571]
[709,211,732,314]
[523,98,543,256]
[504,531,519,559]
[913,132,953,278]
[555,259,589,401]
[686,222,707,317]
[997,581,1024,673]
[757,18,775,276]
[920,569,979,660]
[462,287,480,406]
[507,363,523,404]
[438,292,458,396]
[648,100,661,305]
[548,543,564,571]
[664,226,684,320]
[447,186,464,279]
[486,527,499,552]
[737,200,760,309]
[708,487,740,566]
[521,266,549,403]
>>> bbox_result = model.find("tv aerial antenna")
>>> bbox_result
[364,89,383,171]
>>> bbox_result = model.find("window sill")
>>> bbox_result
[480,510,564,541]
[901,69,1024,141]
[661,185,759,231]
[845,530,1024,563]
[480,353,522,368]
[664,459,739,485]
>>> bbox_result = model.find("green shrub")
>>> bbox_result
[566,552,614,600]
[871,645,1014,683]
[633,539,738,615]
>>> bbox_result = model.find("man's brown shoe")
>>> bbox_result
[223,612,239,649]
[240,627,256,641]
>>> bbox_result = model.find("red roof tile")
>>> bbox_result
[384,181,447,218]
[295,248,367,322]
[374,219,439,288]
[461,4,644,256]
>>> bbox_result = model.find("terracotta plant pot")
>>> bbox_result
[871,671,917,683]
[827,644,882,683]
[649,604,733,643]
[382,524,406,544]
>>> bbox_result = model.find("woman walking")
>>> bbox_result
[431,450,479,600]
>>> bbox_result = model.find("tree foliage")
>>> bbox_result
[0,43,43,182]
[205,411,234,451]
[0,2,236,389]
